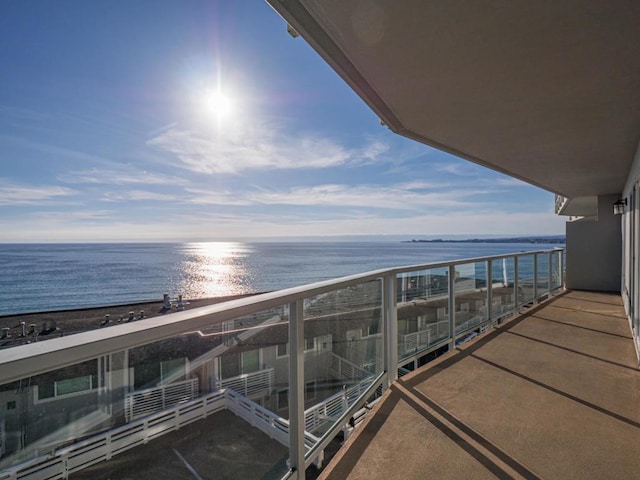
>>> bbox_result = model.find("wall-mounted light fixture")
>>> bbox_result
[613,198,627,215]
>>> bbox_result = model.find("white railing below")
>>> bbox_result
[215,368,274,399]
[124,378,199,423]
[455,314,486,335]
[400,319,450,355]
[2,387,326,480]
[304,378,374,434]
[330,352,371,380]
[3,389,227,480]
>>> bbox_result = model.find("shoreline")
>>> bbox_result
[0,292,264,349]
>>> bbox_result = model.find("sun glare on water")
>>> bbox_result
[178,242,253,298]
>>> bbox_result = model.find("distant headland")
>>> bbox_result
[403,235,565,244]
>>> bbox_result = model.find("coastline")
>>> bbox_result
[0,292,263,349]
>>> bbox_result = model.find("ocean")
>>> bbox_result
[0,242,562,315]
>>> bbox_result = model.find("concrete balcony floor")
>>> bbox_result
[321,291,640,480]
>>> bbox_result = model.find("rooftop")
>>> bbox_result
[321,290,639,479]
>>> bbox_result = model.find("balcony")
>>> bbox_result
[323,290,639,479]
[0,249,567,479]
[554,194,598,218]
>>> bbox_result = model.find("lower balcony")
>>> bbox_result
[322,290,639,479]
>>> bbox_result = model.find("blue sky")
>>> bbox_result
[0,1,564,242]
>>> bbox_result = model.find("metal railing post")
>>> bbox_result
[533,254,538,302]
[548,251,553,295]
[448,265,456,350]
[514,256,519,310]
[486,260,493,323]
[560,249,565,290]
[289,300,305,480]
[383,274,398,388]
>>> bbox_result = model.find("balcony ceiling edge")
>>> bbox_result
[268,0,640,198]
[556,195,598,217]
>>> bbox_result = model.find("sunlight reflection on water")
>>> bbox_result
[177,242,254,298]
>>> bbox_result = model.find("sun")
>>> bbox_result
[204,90,234,119]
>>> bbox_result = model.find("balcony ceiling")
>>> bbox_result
[268,0,640,198]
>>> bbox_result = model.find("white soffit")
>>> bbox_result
[268,0,640,198]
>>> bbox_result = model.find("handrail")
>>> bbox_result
[0,248,564,385]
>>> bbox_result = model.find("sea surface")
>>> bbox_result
[0,242,562,315]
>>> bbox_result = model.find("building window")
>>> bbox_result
[305,381,316,401]
[36,374,98,402]
[278,339,315,355]
[241,349,260,374]
[362,320,380,338]
[134,358,187,390]
[160,358,187,383]
[276,343,288,358]
[304,337,315,352]
[277,389,288,411]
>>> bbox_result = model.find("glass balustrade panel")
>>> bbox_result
[302,279,383,442]
[536,252,550,297]
[517,254,536,305]
[552,250,563,289]
[453,261,489,336]
[0,306,290,480]
[490,258,515,318]
[397,267,450,360]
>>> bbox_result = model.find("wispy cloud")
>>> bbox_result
[100,191,181,202]
[494,177,529,187]
[358,140,389,162]
[0,204,563,243]
[0,179,75,206]
[248,183,493,210]
[435,162,481,176]
[29,209,116,222]
[184,188,253,206]
[0,105,49,123]
[147,119,389,174]
[395,181,447,190]
[0,135,109,164]
[148,122,178,138]
[58,167,187,186]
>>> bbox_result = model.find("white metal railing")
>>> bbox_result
[124,378,199,422]
[329,352,370,380]
[401,328,431,353]
[455,314,486,334]
[215,368,275,398]
[0,248,564,480]
[1,386,327,480]
[2,389,228,480]
[0,387,326,480]
[224,388,320,457]
[304,377,374,433]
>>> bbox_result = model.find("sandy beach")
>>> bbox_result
[0,293,262,349]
